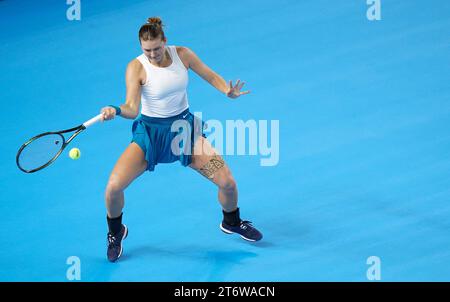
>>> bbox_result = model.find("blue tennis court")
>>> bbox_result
[1,0,449,281]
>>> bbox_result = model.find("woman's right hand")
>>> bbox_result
[101,106,117,121]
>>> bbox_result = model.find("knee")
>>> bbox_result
[219,173,237,192]
[105,174,123,200]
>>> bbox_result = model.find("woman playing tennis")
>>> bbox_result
[100,17,262,262]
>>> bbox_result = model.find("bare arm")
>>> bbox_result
[179,47,250,99]
[101,60,142,120]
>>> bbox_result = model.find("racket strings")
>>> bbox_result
[17,133,65,172]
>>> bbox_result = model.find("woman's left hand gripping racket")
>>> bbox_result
[16,114,104,173]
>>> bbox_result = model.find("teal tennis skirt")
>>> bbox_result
[131,108,206,172]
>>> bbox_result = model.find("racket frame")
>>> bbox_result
[16,113,103,173]
[16,124,86,173]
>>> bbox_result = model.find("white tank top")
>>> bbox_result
[136,45,189,117]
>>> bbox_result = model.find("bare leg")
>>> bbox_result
[190,137,263,241]
[105,143,148,218]
[189,137,238,212]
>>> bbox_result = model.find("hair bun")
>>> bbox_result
[147,17,162,26]
[140,16,166,41]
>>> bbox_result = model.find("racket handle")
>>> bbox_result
[83,113,103,128]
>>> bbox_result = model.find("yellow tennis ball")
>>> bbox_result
[69,148,81,160]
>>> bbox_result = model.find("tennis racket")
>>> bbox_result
[16,114,104,173]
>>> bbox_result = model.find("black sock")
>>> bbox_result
[107,213,123,235]
[223,208,241,226]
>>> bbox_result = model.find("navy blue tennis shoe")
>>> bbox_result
[107,224,128,262]
[220,220,263,242]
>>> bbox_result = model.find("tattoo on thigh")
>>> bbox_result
[199,155,225,179]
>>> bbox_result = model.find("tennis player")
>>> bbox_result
[100,17,262,262]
